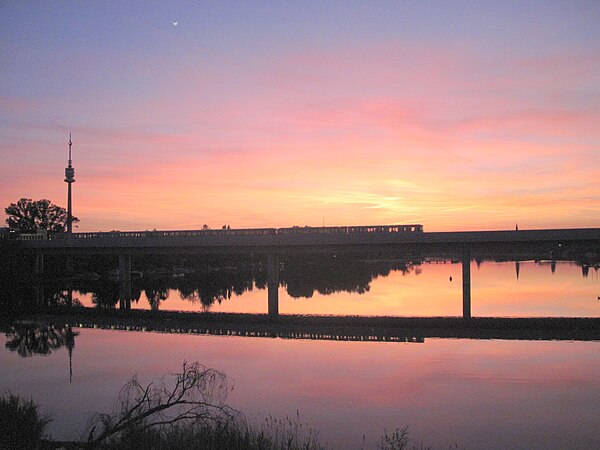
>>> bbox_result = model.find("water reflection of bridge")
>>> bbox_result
[27,310,600,342]
[70,322,426,343]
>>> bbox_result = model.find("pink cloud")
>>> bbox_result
[2,37,599,232]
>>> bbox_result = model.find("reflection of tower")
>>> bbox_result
[64,134,76,233]
[515,261,520,280]
[65,326,76,383]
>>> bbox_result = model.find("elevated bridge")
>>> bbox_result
[18,226,600,320]
[20,226,600,257]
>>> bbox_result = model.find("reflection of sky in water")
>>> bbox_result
[1,329,599,449]
[74,261,600,317]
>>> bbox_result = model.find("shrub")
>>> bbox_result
[0,392,51,450]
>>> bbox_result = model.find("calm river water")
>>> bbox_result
[75,260,600,317]
[2,260,599,449]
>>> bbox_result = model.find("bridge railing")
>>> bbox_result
[50,224,424,240]
[52,228,277,239]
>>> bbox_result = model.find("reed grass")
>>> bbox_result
[0,392,51,450]
[108,416,324,450]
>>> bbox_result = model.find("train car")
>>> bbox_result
[15,229,49,240]
[0,228,19,239]
[279,225,424,235]
[346,225,423,233]
[278,226,352,235]
[49,225,422,240]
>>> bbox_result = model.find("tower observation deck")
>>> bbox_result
[64,134,75,233]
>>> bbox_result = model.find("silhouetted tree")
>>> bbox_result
[145,282,169,310]
[92,283,120,309]
[5,198,79,233]
[5,323,78,357]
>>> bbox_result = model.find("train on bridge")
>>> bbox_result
[7,224,424,240]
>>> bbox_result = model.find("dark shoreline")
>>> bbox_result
[11,308,600,341]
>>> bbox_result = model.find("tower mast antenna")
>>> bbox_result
[68,133,72,166]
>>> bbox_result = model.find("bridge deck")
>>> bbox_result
[20,228,600,256]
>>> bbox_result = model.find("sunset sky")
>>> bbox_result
[1,1,599,232]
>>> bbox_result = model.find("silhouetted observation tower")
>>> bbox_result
[64,134,75,233]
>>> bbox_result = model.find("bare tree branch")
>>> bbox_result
[86,361,237,447]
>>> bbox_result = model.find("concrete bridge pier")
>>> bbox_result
[34,284,45,307]
[118,254,132,309]
[32,253,45,306]
[66,255,74,275]
[34,252,44,276]
[462,251,471,319]
[267,254,279,316]
[65,255,74,307]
